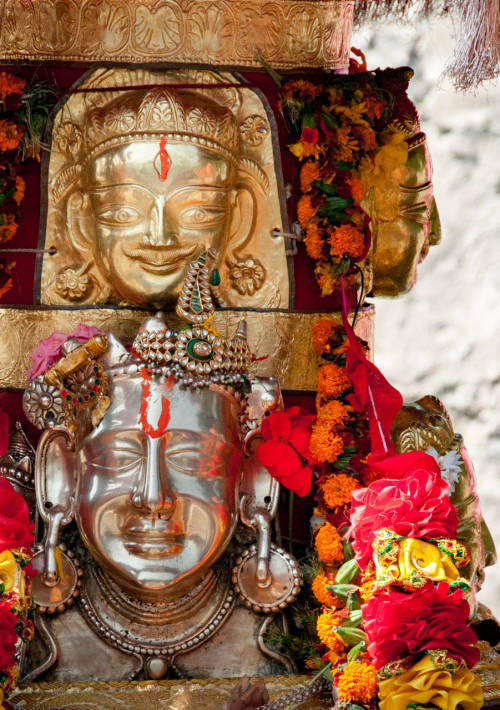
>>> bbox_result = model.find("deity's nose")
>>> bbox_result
[145,196,177,247]
[131,437,176,516]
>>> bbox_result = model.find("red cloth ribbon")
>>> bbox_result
[339,276,402,456]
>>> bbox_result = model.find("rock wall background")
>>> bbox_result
[352,17,500,616]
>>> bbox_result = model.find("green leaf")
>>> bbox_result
[335,558,360,585]
[318,196,353,222]
[332,160,356,171]
[256,53,283,86]
[347,592,361,611]
[325,583,359,598]
[301,113,316,129]
[340,610,363,628]
[311,180,338,196]
[334,626,366,646]
[320,111,340,130]
[329,256,351,279]
[347,642,365,663]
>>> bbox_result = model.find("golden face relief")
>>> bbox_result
[371,138,442,297]
[87,142,232,308]
[39,68,289,309]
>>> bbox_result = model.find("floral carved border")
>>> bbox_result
[0,0,354,69]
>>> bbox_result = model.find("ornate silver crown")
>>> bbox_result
[132,248,250,388]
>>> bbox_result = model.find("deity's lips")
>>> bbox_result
[121,244,198,273]
[122,515,185,558]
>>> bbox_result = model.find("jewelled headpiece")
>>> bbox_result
[132,249,250,388]
[24,249,250,434]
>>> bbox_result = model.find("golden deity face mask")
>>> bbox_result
[369,133,441,297]
[38,68,290,309]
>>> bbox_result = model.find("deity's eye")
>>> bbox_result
[85,447,144,474]
[178,205,225,230]
[96,205,143,227]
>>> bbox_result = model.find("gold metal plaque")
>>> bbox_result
[38,68,290,310]
[0,306,374,391]
[0,0,353,70]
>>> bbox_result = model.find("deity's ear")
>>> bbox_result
[35,428,77,585]
[66,190,96,257]
[239,377,282,518]
[226,186,256,259]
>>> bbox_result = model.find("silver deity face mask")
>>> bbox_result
[76,375,241,599]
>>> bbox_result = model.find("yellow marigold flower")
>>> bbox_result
[315,522,344,565]
[300,161,321,193]
[314,261,337,296]
[317,363,351,398]
[337,661,378,704]
[0,550,17,593]
[317,399,349,427]
[328,224,365,263]
[321,473,360,509]
[309,423,344,463]
[296,194,317,227]
[312,572,340,608]
[304,222,325,260]
[316,609,346,652]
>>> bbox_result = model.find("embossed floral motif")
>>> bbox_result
[188,107,217,136]
[103,105,136,134]
[239,115,269,147]
[54,121,82,159]
[55,268,90,301]
[134,4,182,54]
[228,257,265,296]
[188,4,233,58]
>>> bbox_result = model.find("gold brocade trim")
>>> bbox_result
[0,0,353,70]
[11,675,330,710]
[0,306,374,391]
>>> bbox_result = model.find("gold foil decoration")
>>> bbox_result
[38,68,290,310]
[0,306,374,391]
[0,0,353,70]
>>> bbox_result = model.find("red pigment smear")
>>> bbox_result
[158,137,170,181]
[139,367,171,438]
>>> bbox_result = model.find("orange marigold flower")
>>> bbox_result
[317,363,351,398]
[0,119,24,152]
[336,661,378,704]
[13,175,25,205]
[297,194,317,228]
[312,316,336,356]
[0,72,25,100]
[347,176,364,204]
[304,222,324,260]
[315,522,344,565]
[312,572,340,608]
[329,224,365,263]
[328,648,347,667]
[309,423,344,463]
[282,79,321,100]
[300,161,321,193]
[316,609,346,652]
[317,399,349,427]
[321,473,360,509]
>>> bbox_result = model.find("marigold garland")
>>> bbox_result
[316,609,347,653]
[311,572,340,608]
[320,472,360,509]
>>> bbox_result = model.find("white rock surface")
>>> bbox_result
[352,17,500,616]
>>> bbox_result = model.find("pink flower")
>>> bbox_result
[347,452,457,568]
[27,325,104,380]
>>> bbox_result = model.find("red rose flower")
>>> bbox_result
[363,582,480,669]
[257,407,317,497]
[347,453,457,568]
[300,126,319,146]
[0,477,34,557]
[0,600,18,671]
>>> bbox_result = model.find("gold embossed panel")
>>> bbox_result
[0,306,374,391]
[11,676,329,710]
[38,68,290,310]
[0,0,353,70]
